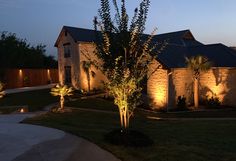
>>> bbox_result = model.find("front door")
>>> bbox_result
[64,66,71,84]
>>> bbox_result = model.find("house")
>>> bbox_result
[55,26,236,109]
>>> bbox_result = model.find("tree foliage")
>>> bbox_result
[87,0,165,130]
[0,32,57,69]
[186,55,211,108]
[186,55,212,79]
[51,84,73,111]
[82,60,96,92]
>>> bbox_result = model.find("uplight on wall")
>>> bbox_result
[19,69,23,78]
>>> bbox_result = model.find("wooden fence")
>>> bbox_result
[1,69,58,89]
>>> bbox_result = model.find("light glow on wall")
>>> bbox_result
[206,84,228,102]
[19,69,23,78]
[47,69,51,81]
[201,69,230,103]
[152,88,167,107]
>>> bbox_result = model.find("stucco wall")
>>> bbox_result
[79,43,107,91]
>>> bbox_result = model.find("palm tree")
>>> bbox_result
[82,61,96,92]
[0,82,5,98]
[186,55,211,108]
[50,84,73,111]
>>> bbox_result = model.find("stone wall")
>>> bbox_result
[79,43,107,91]
[169,68,236,107]
[168,68,192,107]
[200,68,236,106]
[147,60,168,109]
[57,30,80,88]
[148,67,236,109]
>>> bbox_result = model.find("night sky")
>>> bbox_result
[1,0,236,58]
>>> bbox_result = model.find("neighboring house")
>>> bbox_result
[55,26,236,109]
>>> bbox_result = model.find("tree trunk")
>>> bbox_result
[123,108,127,129]
[194,78,199,108]
[60,95,64,110]
[87,73,90,93]
[119,108,124,129]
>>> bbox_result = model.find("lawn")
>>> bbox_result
[0,89,58,112]
[23,98,236,161]
[65,98,118,112]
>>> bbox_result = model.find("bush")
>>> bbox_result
[177,95,187,108]
[206,96,221,108]
[104,129,153,147]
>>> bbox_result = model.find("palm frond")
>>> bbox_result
[0,82,5,98]
[50,84,73,97]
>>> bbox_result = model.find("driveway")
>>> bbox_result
[0,114,120,161]
[5,84,56,94]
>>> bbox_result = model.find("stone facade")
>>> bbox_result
[79,43,107,91]
[56,28,236,108]
[57,31,80,88]
[147,66,236,109]
[57,31,106,90]
[147,60,168,108]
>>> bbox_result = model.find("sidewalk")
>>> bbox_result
[5,84,56,94]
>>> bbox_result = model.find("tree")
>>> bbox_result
[186,55,211,108]
[0,32,57,69]
[50,84,73,112]
[82,61,96,92]
[85,0,165,130]
[0,82,5,98]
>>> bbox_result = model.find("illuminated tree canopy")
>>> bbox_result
[85,0,165,130]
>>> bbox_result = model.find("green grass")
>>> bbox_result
[0,89,58,112]
[23,98,236,161]
[65,98,118,112]
[0,106,19,114]
[144,109,236,118]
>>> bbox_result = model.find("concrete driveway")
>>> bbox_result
[0,114,120,161]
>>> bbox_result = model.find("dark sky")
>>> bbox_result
[1,0,236,59]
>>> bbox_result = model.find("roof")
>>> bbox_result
[55,26,202,47]
[54,26,98,47]
[158,44,236,68]
[55,26,236,68]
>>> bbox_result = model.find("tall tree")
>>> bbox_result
[82,60,96,92]
[0,32,57,69]
[84,0,165,130]
[186,55,211,108]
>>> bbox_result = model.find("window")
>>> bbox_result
[63,43,71,58]
[64,66,71,84]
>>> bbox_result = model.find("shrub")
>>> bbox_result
[177,95,187,108]
[104,129,153,147]
[206,96,221,108]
